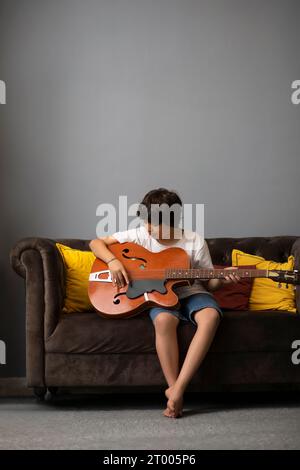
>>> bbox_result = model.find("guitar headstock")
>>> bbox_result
[268,269,300,286]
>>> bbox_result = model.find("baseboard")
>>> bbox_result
[1,378,300,398]
[0,377,32,397]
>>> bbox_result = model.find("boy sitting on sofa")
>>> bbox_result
[89,188,240,418]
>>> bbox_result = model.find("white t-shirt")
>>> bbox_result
[111,224,214,299]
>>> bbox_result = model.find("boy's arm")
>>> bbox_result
[89,235,129,287]
[196,239,240,291]
[206,278,222,292]
[89,235,119,263]
[89,226,139,261]
[193,239,223,292]
[89,228,140,287]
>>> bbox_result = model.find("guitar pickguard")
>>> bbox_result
[126,280,167,299]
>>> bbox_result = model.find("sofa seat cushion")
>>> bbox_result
[46,310,155,354]
[45,310,300,354]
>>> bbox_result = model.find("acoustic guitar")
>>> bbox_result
[88,242,299,319]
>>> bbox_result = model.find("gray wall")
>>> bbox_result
[0,0,300,377]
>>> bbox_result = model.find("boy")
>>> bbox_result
[89,188,240,418]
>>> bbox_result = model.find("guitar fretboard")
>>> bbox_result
[165,268,267,280]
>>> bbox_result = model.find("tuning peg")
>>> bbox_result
[278,283,282,288]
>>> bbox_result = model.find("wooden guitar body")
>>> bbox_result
[88,242,190,319]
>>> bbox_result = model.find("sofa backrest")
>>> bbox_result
[206,236,299,266]
[56,236,299,266]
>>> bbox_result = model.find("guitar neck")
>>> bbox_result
[165,267,268,280]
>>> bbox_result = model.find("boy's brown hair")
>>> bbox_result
[136,187,182,228]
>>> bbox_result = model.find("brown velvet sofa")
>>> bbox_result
[10,236,300,399]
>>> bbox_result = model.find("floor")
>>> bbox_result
[1,391,300,450]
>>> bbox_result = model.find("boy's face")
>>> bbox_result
[146,222,169,240]
[145,222,179,240]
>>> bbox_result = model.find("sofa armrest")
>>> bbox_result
[291,238,300,313]
[10,237,65,337]
[10,238,65,387]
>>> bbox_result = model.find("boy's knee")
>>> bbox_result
[153,312,179,330]
[193,308,221,326]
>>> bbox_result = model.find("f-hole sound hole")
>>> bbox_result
[122,248,147,265]
[113,292,127,305]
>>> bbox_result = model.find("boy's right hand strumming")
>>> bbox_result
[89,235,129,288]
[107,258,129,288]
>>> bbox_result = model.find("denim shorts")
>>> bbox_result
[148,293,223,327]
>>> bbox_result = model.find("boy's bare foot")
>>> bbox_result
[163,386,184,418]
[163,405,176,418]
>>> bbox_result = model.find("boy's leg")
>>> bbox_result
[152,312,180,387]
[166,307,221,416]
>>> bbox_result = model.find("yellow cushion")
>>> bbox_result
[56,243,96,313]
[232,249,296,313]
